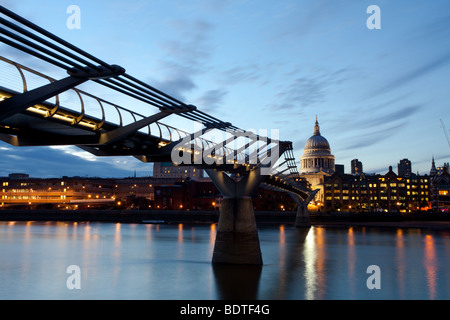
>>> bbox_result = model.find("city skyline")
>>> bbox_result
[0,0,449,178]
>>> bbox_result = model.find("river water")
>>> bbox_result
[0,221,449,300]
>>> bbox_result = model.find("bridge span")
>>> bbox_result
[0,6,317,264]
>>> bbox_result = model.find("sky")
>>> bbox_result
[0,0,449,178]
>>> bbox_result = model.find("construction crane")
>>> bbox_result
[440,119,450,149]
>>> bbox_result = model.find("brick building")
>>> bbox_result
[323,166,431,213]
[430,162,450,212]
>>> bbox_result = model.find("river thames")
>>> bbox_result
[0,221,449,300]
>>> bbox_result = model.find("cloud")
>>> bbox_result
[50,146,97,162]
[335,102,422,153]
[152,76,197,101]
[357,104,422,129]
[268,67,351,112]
[195,89,228,112]
[412,11,450,43]
[373,52,450,96]
[339,120,408,152]
[221,64,262,84]
[267,0,351,44]
[0,143,148,178]
[6,154,24,161]
[160,19,214,72]
[195,0,237,12]
[280,77,327,107]
[149,19,215,101]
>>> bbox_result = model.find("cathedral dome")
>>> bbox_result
[305,134,331,150]
[300,117,335,174]
[303,117,331,153]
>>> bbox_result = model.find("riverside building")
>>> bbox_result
[430,161,450,212]
[0,174,179,210]
[323,166,431,213]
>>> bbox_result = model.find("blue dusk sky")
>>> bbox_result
[0,0,449,178]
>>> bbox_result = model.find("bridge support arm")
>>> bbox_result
[206,168,264,265]
[98,110,170,145]
[0,76,87,121]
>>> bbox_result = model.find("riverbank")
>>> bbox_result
[1,209,450,230]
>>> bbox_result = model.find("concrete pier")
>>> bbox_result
[206,168,264,265]
[213,197,262,264]
[295,202,311,228]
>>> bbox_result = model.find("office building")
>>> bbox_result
[398,158,412,177]
[153,162,203,179]
[351,159,363,175]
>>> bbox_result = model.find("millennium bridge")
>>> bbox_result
[0,6,317,264]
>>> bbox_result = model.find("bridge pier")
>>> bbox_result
[206,168,263,265]
[295,202,311,228]
[290,190,319,228]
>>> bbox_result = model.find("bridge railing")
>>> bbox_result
[0,56,236,156]
[0,55,300,177]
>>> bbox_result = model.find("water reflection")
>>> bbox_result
[256,226,449,300]
[303,228,317,299]
[396,229,406,298]
[347,227,356,295]
[213,264,262,300]
[424,234,437,300]
[209,224,216,255]
[1,222,449,300]
[303,227,327,300]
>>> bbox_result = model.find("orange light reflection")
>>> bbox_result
[424,234,437,300]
